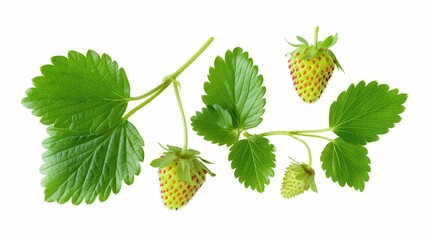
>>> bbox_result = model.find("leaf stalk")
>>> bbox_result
[122,82,170,121]
[129,81,171,101]
[258,128,332,167]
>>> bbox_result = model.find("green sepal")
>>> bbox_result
[320,35,334,48]
[327,50,344,72]
[294,163,317,192]
[177,158,192,183]
[297,36,310,46]
[161,144,200,158]
[194,159,216,177]
[150,153,177,168]
[299,47,311,60]
[286,40,305,48]
[155,145,216,180]
[331,33,338,47]
[197,156,214,165]
[308,177,318,193]
[301,47,318,60]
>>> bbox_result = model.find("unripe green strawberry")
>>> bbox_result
[287,26,344,103]
[158,160,206,209]
[151,145,214,210]
[281,162,317,199]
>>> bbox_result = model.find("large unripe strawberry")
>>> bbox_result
[281,162,317,199]
[151,145,214,210]
[287,26,344,103]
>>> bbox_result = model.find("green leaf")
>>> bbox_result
[40,121,144,204]
[22,50,130,134]
[202,47,266,130]
[330,33,338,47]
[320,138,370,191]
[191,105,240,146]
[228,135,276,192]
[329,81,407,145]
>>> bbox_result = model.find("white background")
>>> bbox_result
[1,0,428,239]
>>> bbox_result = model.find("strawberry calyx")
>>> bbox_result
[286,26,344,72]
[151,144,215,184]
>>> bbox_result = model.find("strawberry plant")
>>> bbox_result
[22,29,408,209]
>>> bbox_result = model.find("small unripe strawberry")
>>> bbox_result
[286,26,344,103]
[158,160,207,209]
[151,145,214,210]
[281,162,317,199]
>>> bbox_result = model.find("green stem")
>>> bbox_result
[259,128,330,137]
[258,129,333,167]
[129,81,170,101]
[170,37,214,79]
[259,131,313,167]
[243,131,252,139]
[259,131,289,137]
[123,37,214,123]
[313,26,319,48]
[295,133,333,142]
[173,81,188,155]
[122,83,170,121]
[288,134,312,167]
[290,128,331,134]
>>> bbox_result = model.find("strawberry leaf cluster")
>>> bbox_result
[322,81,407,190]
[192,48,407,197]
[191,48,276,192]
